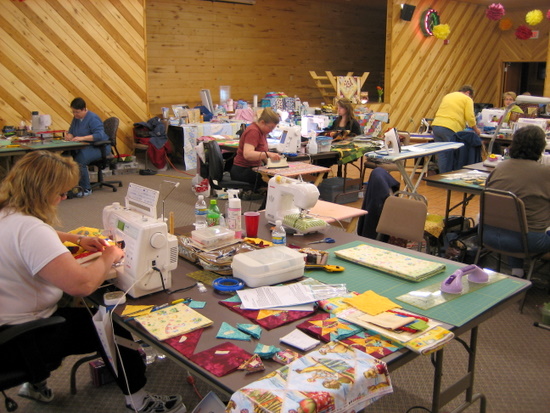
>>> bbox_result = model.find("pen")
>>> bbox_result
[151,303,170,312]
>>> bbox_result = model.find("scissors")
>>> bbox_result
[307,237,336,245]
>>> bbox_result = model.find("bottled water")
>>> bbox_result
[194,195,207,229]
[272,220,286,246]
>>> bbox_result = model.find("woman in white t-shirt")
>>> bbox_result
[0,151,185,413]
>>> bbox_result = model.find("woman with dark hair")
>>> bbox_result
[485,125,550,278]
[325,98,362,138]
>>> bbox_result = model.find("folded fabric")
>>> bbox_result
[339,332,402,359]
[164,329,204,358]
[335,244,446,282]
[133,303,213,341]
[190,342,252,377]
[219,295,315,330]
[237,323,262,339]
[217,322,251,341]
[344,290,401,316]
[296,312,363,342]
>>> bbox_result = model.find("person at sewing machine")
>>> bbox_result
[65,97,110,198]
[501,91,523,124]
[485,125,550,279]
[431,85,482,173]
[230,108,281,199]
[324,98,362,139]
[0,151,186,413]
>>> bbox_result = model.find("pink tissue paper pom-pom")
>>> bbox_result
[546,9,550,20]
[515,25,533,40]
[486,3,505,21]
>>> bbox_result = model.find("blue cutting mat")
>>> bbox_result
[306,241,526,327]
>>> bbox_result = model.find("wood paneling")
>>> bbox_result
[1,0,548,156]
[0,0,148,154]
[145,0,386,114]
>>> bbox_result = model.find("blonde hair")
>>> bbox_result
[257,108,280,125]
[0,151,79,225]
[337,98,357,122]
[503,91,517,100]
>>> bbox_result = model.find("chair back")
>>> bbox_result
[204,140,225,185]
[376,191,427,243]
[478,188,530,257]
[103,117,120,157]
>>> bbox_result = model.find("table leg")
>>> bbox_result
[430,327,487,413]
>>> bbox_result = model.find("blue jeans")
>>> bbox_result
[483,225,550,269]
[73,145,109,191]
[431,126,456,173]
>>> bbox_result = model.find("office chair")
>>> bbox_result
[89,117,123,192]
[376,191,428,252]
[203,140,252,193]
[474,188,550,312]
[0,316,65,412]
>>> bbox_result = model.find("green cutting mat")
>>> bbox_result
[306,241,526,327]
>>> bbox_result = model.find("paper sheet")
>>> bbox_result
[237,283,317,310]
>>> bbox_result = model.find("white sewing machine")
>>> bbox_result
[270,124,302,153]
[102,183,178,298]
[265,175,327,234]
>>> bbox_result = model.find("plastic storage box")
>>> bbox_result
[316,136,333,152]
[231,246,305,287]
[318,177,360,204]
[191,226,235,249]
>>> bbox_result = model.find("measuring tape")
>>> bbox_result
[213,277,245,294]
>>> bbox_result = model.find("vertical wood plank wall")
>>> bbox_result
[0,0,148,155]
[0,0,548,155]
[145,0,386,114]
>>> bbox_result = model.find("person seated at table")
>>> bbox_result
[230,108,281,199]
[0,151,186,413]
[324,98,362,139]
[501,91,523,124]
[485,125,550,278]
[65,97,110,197]
[431,85,482,173]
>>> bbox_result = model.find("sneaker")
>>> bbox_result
[18,382,54,403]
[127,394,186,413]
[75,189,92,198]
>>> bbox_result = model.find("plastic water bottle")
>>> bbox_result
[206,199,221,227]
[272,220,286,246]
[194,195,207,230]
[31,111,40,133]
[226,189,242,238]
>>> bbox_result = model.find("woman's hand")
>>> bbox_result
[102,245,125,266]
[268,152,281,162]
[79,236,109,252]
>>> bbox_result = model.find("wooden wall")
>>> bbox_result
[1,0,548,156]
[146,0,387,115]
[386,0,549,132]
[0,0,148,155]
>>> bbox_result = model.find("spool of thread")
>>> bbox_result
[169,211,175,234]
[104,291,126,306]
[212,277,245,295]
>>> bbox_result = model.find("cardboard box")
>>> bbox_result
[89,358,115,387]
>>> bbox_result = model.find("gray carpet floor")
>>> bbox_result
[4,168,550,413]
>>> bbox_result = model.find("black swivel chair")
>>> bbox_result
[89,117,123,192]
[0,317,65,412]
[203,140,252,193]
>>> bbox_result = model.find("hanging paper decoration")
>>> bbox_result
[499,18,513,31]
[485,3,505,21]
[433,24,451,40]
[420,8,440,37]
[515,25,533,40]
[547,9,550,20]
[525,10,543,26]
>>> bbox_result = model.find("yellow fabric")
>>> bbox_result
[344,290,401,316]
[424,214,445,238]
[503,105,523,123]
[432,91,476,133]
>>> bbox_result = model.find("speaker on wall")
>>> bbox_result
[400,4,416,21]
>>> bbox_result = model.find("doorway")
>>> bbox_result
[502,62,546,97]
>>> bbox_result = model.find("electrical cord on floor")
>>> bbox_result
[405,406,431,413]
[186,372,204,400]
